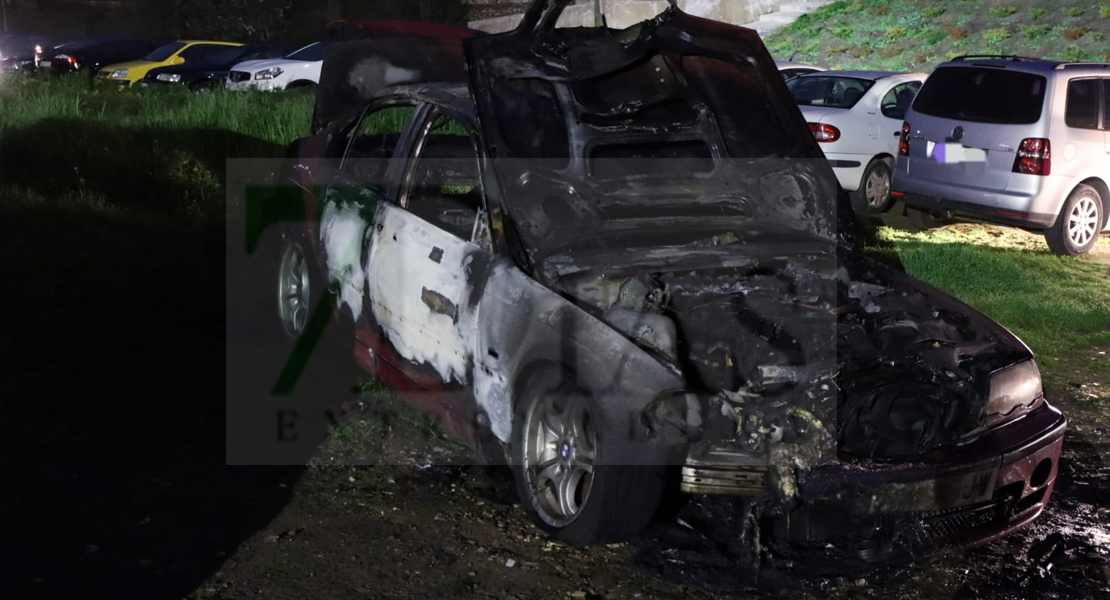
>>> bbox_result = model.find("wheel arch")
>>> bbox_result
[859,154,895,184]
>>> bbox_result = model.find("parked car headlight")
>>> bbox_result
[156,73,181,83]
[254,67,283,80]
[110,69,129,79]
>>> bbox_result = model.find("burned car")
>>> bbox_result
[267,0,1064,561]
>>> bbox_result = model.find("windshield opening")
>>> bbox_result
[142,42,185,62]
[288,42,325,61]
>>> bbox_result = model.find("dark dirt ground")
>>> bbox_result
[190,345,1110,600]
[1,197,1107,600]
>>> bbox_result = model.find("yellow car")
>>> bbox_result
[99,40,242,86]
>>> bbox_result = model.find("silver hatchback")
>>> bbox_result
[893,56,1110,255]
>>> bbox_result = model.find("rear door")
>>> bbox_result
[1104,79,1110,158]
[878,79,921,156]
[1104,79,1110,230]
[367,108,492,391]
[1061,77,1105,181]
[904,65,1049,190]
[316,102,417,319]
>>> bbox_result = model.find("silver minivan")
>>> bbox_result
[892,56,1110,255]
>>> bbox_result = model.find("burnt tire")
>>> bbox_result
[1046,184,1103,256]
[851,158,895,215]
[510,366,669,545]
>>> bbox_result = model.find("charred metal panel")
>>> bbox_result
[367,203,479,387]
[470,257,684,446]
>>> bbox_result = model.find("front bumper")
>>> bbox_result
[683,401,1065,557]
[225,78,282,92]
[96,75,133,87]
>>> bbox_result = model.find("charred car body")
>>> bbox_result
[268,0,1064,562]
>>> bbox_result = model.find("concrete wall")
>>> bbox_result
[469,0,782,33]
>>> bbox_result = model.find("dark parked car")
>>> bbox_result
[141,43,291,91]
[0,33,51,72]
[37,38,160,76]
[260,0,1064,562]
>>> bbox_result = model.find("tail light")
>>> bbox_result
[56,54,77,64]
[1013,138,1050,176]
[808,122,841,143]
[898,121,911,156]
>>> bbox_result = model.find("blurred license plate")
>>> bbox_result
[927,141,987,164]
[867,464,999,513]
[39,60,51,68]
[937,466,998,508]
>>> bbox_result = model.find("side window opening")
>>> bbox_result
[1065,79,1101,130]
[342,104,415,184]
[404,113,488,243]
[881,82,921,120]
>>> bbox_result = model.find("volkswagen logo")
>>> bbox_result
[952,126,964,141]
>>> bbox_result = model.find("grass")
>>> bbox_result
[0,75,313,225]
[982,28,1010,45]
[876,225,1110,365]
[987,5,1019,18]
[766,0,1110,71]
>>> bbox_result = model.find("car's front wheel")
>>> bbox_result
[510,366,668,545]
[1046,184,1103,256]
[851,158,895,215]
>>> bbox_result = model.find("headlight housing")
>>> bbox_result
[987,360,1043,416]
[156,73,181,83]
[110,69,129,79]
[254,67,283,80]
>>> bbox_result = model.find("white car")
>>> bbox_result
[774,59,824,82]
[226,41,324,92]
[788,71,926,214]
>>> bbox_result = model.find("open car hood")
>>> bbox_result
[461,0,856,262]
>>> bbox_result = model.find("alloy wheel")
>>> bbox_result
[865,168,892,209]
[1068,196,1100,248]
[277,241,310,338]
[523,390,596,527]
